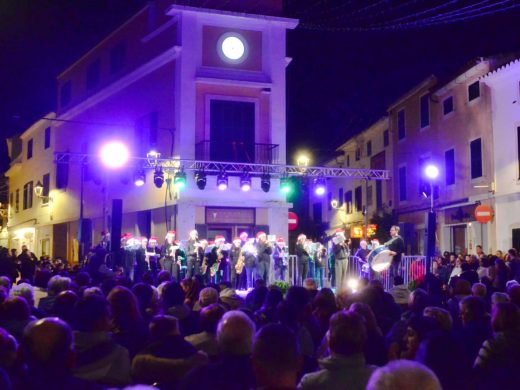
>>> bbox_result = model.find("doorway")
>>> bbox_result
[451,225,467,254]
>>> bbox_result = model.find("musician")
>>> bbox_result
[243,238,257,289]
[186,229,202,278]
[385,225,405,283]
[295,234,310,286]
[147,236,161,278]
[273,237,288,282]
[134,237,149,282]
[306,238,316,280]
[256,232,273,284]
[161,230,180,281]
[121,233,137,281]
[332,229,350,291]
[354,240,370,262]
[214,235,229,283]
[230,237,242,288]
[202,239,219,284]
[315,242,326,288]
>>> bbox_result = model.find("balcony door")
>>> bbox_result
[210,99,255,162]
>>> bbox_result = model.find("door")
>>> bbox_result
[452,225,467,254]
[513,228,520,251]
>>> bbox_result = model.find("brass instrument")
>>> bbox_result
[235,250,245,274]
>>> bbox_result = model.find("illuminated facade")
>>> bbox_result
[6,1,297,259]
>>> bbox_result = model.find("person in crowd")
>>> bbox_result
[388,275,410,308]
[400,315,437,360]
[195,286,219,310]
[0,253,18,283]
[15,318,102,390]
[18,246,37,283]
[9,282,43,318]
[72,294,131,386]
[350,302,387,366]
[255,287,284,328]
[253,323,301,390]
[162,281,199,336]
[132,315,207,387]
[299,310,376,389]
[38,275,72,316]
[132,282,159,325]
[459,262,479,286]
[53,290,79,325]
[185,303,225,360]
[385,225,405,284]
[1,296,36,341]
[366,360,442,390]
[423,306,453,332]
[303,277,318,301]
[180,310,257,390]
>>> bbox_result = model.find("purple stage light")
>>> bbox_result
[314,177,326,196]
[100,141,129,168]
[424,164,439,180]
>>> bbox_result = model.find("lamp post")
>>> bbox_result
[424,164,439,275]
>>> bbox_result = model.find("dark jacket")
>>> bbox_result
[256,241,272,263]
[296,243,310,263]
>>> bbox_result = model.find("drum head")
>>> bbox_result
[371,249,393,272]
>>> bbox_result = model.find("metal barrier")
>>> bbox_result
[287,254,432,291]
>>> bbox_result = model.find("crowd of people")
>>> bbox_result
[0,236,520,390]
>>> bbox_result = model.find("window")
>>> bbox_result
[110,42,126,74]
[86,59,100,90]
[345,190,353,214]
[367,141,372,157]
[56,154,69,189]
[420,95,430,128]
[470,138,483,179]
[44,127,51,149]
[313,202,322,224]
[9,192,13,208]
[327,192,332,211]
[42,173,50,205]
[445,149,455,185]
[397,109,405,140]
[468,81,480,101]
[15,190,19,213]
[346,154,350,167]
[376,180,383,209]
[23,181,33,210]
[27,139,33,159]
[399,166,407,201]
[338,187,344,207]
[383,129,389,147]
[517,127,520,179]
[367,185,373,206]
[355,148,361,161]
[443,96,454,115]
[354,186,362,212]
[60,81,71,107]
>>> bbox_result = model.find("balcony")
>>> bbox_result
[195,140,279,165]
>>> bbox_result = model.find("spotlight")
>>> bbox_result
[347,278,359,293]
[174,170,186,189]
[217,171,228,191]
[261,173,271,193]
[195,170,207,190]
[134,170,146,187]
[240,171,252,192]
[314,177,326,196]
[153,166,164,188]
[280,176,292,194]
[146,150,161,167]
[99,141,129,169]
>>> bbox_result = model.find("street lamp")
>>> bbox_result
[424,163,439,275]
[296,153,311,168]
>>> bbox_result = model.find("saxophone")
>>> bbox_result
[235,249,245,274]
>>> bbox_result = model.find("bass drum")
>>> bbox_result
[367,246,393,272]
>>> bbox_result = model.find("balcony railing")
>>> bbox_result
[195,140,279,164]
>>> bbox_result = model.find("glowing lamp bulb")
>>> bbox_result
[315,186,326,196]
[218,182,228,191]
[425,164,439,180]
[241,183,251,192]
[100,141,129,168]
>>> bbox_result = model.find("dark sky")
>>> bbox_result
[1,0,520,171]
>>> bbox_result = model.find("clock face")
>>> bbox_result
[218,33,247,64]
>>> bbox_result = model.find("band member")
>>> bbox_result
[332,229,350,291]
[146,236,161,278]
[295,234,310,286]
[273,237,288,282]
[202,239,219,284]
[355,239,370,262]
[134,237,149,282]
[255,232,272,284]
[161,230,180,280]
[242,238,257,289]
[385,225,405,283]
[123,233,138,281]
[186,229,202,278]
[315,243,326,288]
[214,235,229,284]
[306,238,316,280]
[230,237,243,288]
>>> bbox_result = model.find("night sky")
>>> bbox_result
[1,0,520,172]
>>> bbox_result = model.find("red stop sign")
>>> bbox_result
[288,212,299,231]
[474,204,494,224]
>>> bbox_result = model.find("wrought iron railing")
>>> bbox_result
[195,140,279,165]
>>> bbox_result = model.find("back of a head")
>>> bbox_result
[0,327,17,368]
[199,287,219,308]
[162,281,185,308]
[33,269,51,289]
[200,303,225,333]
[408,288,429,312]
[158,270,172,283]
[253,323,299,385]
[4,296,30,321]
[460,296,487,323]
[47,275,71,296]
[303,278,317,291]
[21,318,73,371]
[329,310,366,356]
[107,285,141,322]
[423,307,453,332]
[75,272,91,287]
[286,286,310,309]
[132,282,155,309]
[350,302,378,331]
[53,290,79,323]
[508,284,520,307]
[492,292,510,305]
[149,315,180,339]
[367,360,442,390]
[472,283,487,298]
[217,310,256,356]
[453,279,472,296]
[73,294,110,332]
[9,283,34,307]
[492,302,520,333]
[0,276,11,291]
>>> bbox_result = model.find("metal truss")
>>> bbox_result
[55,152,390,180]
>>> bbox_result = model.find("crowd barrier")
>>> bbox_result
[287,254,433,291]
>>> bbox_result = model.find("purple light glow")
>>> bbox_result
[218,183,228,191]
[100,141,129,168]
[424,164,439,180]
